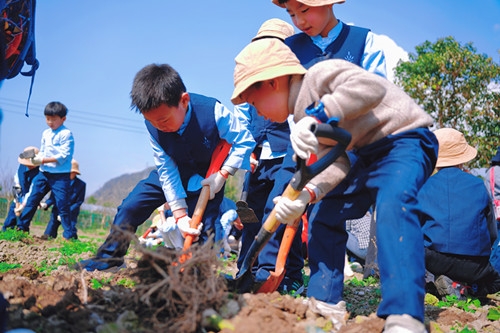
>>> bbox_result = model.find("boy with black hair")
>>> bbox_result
[16,101,76,240]
[79,63,255,271]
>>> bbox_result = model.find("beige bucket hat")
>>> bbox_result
[433,128,477,167]
[272,0,345,8]
[151,214,162,228]
[252,18,294,42]
[18,146,40,167]
[71,159,81,175]
[231,38,306,105]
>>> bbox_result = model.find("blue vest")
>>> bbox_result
[17,164,39,195]
[146,93,220,188]
[250,113,290,153]
[285,24,369,69]
[419,167,493,257]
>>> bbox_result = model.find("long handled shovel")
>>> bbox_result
[179,139,232,263]
[226,123,351,293]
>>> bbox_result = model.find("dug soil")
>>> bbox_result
[1,225,500,333]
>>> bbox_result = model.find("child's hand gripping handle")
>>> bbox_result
[182,140,232,251]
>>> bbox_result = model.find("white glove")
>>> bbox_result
[39,202,48,210]
[290,117,319,160]
[30,153,44,166]
[176,215,202,240]
[273,189,311,225]
[158,217,185,250]
[200,171,227,200]
[57,215,62,222]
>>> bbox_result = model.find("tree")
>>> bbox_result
[394,36,500,168]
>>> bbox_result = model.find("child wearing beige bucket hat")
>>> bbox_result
[1,147,41,231]
[231,37,438,332]
[418,128,500,301]
[253,0,388,299]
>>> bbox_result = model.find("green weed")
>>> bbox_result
[90,277,113,290]
[0,262,21,273]
[0,228,31,241]
[436,295,481,314]
[487,307,500,321]
[117,278,136,288]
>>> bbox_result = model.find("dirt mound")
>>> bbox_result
[1,233,500,332]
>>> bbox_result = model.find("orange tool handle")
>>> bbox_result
[182,140,232,251]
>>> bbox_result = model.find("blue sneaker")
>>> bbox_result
[278,277,305,295]
[76,257,125,272]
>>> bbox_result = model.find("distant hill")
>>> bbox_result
[88,167,155,208]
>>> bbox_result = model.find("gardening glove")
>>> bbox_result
[57,215,62,222]
[39,202,48,210]
[201,171,227,200]
[273,189,311,225]
[176,215,202,241]
[159,217,184,250]
[250,153,259,173]
[290,117,319,160]
[30,153,44,166]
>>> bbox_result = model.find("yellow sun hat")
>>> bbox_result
[433,128,477,167]
[231,38,306,105]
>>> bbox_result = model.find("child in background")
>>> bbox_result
[1,146,40,231]
[16,101,76,240]
[419,129,500,300]
[231,38,437,332]
[79,63,255,271]
[40,159,86,239]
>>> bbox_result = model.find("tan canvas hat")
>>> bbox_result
[252,18,294,42]
[151,214,162,228]
[17,146,39,167]
[231,38,306,105]
[272,0,345,8]
[434,128,477,167]
[71,159,81,175]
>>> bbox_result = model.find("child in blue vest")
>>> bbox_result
[79,63,255,272]
[1,146,40,231]
[16,102,76,240]
[419,128,500,300]
[254,0,388,294]
[231,38,437,332]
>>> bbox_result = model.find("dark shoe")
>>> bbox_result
[75,257,125,272]
[434,275,468,300]
[40,234,50,240]
[278,277,305,295]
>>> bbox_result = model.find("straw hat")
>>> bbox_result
[231,38,306,105]
[17,146,39,167]
[433,128,477,167]
[71,159,81,175]
[252,18,294,42]
[272,0,345,8]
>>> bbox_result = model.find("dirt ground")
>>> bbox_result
[1,226,500,333]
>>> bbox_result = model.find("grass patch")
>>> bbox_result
[0,228,31,241]
[0,262,21,273]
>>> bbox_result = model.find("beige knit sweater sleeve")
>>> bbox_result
[293,59,434,199]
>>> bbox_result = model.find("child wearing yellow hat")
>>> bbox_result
[231,38,438,332]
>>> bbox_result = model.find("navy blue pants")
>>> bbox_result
[43,205,81,239]
[2,201,19,231]
[237,156,285,270]
[306,128,437,321]
[17,172,74,239]
[95,169,224,260]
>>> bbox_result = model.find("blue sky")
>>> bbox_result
[1,0,499,195]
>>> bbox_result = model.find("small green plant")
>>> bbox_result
[0,262,21,273]
[53,239,98,256]
[117,278,136,288]
[436,295,481,313]
[0,228,31,241]
[90,277,113,290]
[487,307,500,321]
[450,324,477,333]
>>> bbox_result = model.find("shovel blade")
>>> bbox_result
[236,201,259,223]
[256,268,286,293]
